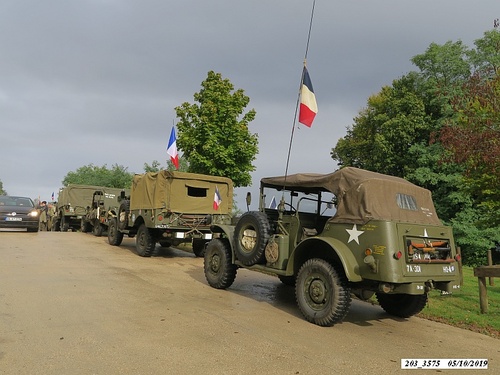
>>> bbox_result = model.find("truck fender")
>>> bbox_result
[210,224,236,260]
[289,237,363,282]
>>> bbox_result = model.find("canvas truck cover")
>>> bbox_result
[57,184,106,215]
[130,170,233,214]
[260,167,441,225]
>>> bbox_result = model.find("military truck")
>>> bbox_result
[203,167,462,327]
[53,184,106,232]
[81,187,130,236]
[107,170,233,257]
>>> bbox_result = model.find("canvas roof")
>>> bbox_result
[261,167,441,225]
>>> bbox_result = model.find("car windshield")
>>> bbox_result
[0,196,34,207]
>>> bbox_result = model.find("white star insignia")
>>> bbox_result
[346,224,364,244]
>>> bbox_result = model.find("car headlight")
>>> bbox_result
[29,210,39,217]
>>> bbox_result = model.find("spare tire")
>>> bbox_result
[118,200,130,230]
[233,211,271,266]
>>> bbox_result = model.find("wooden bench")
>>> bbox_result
[473,265,500,313]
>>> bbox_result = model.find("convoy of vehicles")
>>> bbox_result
[107,170,233,257]
[203,167,462,326]
[3,167,463,327]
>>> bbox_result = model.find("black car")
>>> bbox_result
[0,196,39,232]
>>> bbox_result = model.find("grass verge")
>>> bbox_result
[417,266,499,339]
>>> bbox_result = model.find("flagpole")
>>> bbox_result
[282,0,316,183]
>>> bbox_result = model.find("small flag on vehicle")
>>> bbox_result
[298,66,318,127]
[213,186,222,210]
[167,126,179,170]
[269,196,277,209]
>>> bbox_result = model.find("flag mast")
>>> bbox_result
[283,0,316,181]
[278,0,316,215]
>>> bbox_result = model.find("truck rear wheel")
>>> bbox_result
[204,239,237,289]
[136,224,155,257]
[296,258,351,327]
[233,211,270,266]
[192,239,208,257]
[107,218,124,246]
[376,293,428,318]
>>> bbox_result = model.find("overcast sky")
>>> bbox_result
[1,0,498,210]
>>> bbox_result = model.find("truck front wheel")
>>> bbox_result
[93,222,104,237]
[81,219,91,233]
[136,224,155,257]
[376,293,428,318]
[204,239,237,289]
[107,218,124,246]
[60,216,69,232]
[296,258,351,327]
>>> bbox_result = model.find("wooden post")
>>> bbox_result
[474,265,500,314]
[478,276,488,314]
[487,250,494,286]
[457,246,463,287]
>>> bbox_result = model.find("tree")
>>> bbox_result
[0,179,6,195]
[411,41,470,87]
[62,164,133,188]
[143,160,162,173]
[467,29,500,75]
[331,30,500,265]
[439,72,500,226]
[144,158,189,173]
[331,74,430,177]
[175,71,258,187]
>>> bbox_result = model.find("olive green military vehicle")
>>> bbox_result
[107,170,233,257]
[204,167,462,327]
[53,184,106,232]
[81,187,130,236]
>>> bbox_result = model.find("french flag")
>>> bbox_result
[213,186,222,210]
[298,67,318,127]
[167,126,179,170]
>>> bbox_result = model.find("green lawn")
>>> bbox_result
[418,266,500,339]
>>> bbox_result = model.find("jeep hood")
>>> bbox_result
[261,167,441,225]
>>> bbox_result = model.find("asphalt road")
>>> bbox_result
[1,231,499,375]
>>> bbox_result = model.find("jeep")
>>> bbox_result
[81,187,130,236]
[107,170,233,257]
[204,167,462,326]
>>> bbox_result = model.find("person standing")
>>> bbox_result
[39,201,48,231]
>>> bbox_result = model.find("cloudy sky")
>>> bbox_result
[1,0,498,210]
